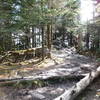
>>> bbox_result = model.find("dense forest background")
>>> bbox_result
[0,0,100,61]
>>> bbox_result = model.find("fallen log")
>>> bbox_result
[0,47,48,63]
[54,66,100,100]
[0,74,85,85]
[0,54,8,63]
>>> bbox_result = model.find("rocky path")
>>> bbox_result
[13,48,96,79]
[20,48,96,79]
[0,48,99,100]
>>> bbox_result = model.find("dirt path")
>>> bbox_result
[17,48,96,79]
[0,48,98,100]
[0,79,79,100]
[0,48,96,79]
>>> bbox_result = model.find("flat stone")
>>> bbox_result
[28,91,46,100]
[23,95,32,100]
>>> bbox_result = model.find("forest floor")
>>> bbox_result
[0,47,100,100]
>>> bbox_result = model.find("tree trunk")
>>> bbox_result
[69,32,73,46]
[41,26,44,60]
[51,22,53,46]
[47,24,51,58]
[32,26,35,48]
[77,33,83,51]
[86,33,90,49]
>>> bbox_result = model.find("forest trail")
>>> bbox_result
[0,48,99,100]
[0,48,96,80]
[0,47,96,80]
[14,48,96,79]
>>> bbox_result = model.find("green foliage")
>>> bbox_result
[13,80,46,89]
[0,0,80,51]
